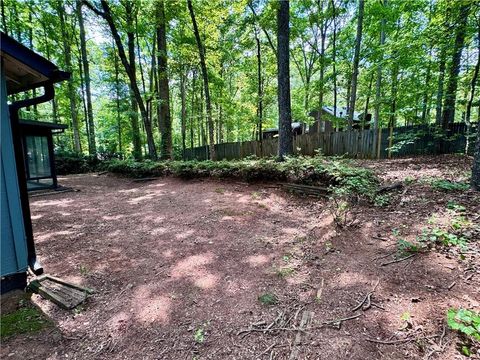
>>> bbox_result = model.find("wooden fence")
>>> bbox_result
[183,123,477,161]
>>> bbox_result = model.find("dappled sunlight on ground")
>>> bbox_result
[4,157,477,360]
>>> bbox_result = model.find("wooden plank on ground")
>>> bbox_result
[289,310,314,360]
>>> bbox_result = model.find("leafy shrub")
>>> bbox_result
[397,239,420,256]
[447,308,480,356]
[431,179,469,192]
[55,152,100,175]
[100,156,379,199]
[105,159,170,178]
[428,228,468,249]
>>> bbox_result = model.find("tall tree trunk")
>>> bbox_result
[331,0,337,131]
[180,70,187,159]
[318,0,327,122]
[77,0,96,155]
[373,0,386,155]
[1,0,7,35]
[190,70,196,149]
[347,0,364,130]
[57,2,81,153]
[114,46,122,155]
[40,17,59,123]
[466,29,480,127]
[156,0,172,159]
[27,6,39,118]
[421,57,432,123]
[126,12,143,159]
[472,112,480,190]
[465,27,480,155]
[318,30,326,121]
[389,64,399,128]
[254,26,263,153]
[76,43,90,146]
[441,3,471,129]
[187,0,216,160]
[277,0,293,159]
[363,73,373,130]
[84,0,156,159]
[435,47,446,125]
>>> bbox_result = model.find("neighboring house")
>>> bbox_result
[309,106,371,133]
[1,32,69,294]
[262,122,307,140]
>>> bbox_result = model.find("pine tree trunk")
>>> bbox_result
[277,0,293,159]
[57,2,82,153]
[347,0,364,130]
[441,3,471,129]
[77,0,96,155]
[187,0,216,160]
[156,0,172,160]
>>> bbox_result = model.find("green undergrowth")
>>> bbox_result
[447,308,480,356]
[103,156,379,200]
[0,302,51,338]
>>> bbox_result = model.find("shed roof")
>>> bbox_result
[19,119,67,133]
[0,32,70,95]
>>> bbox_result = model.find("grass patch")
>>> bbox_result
[276,267,295,278]
[258,293,278,306]
[1,304,51,338]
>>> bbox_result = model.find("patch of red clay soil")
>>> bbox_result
[1,155,479,359]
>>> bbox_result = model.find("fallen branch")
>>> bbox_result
[381,254,416,266]
[377,182,403,194]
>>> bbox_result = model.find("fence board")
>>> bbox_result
[183,123,476,161]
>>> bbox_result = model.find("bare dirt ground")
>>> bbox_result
[2,155,479,360]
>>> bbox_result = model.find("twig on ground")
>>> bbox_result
[371,303,385,310]
[260,343,276,357]
[447,281,456,290]
[237,327,306,337]
[381,254,416,266]
[373,251,397,261]
[465,272,475,281]
[323,313,362,328]
[351,279,380,312]
[373,236,389,242]
[365,337,415,345]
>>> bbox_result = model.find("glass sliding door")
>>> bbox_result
[25,135,53,190]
